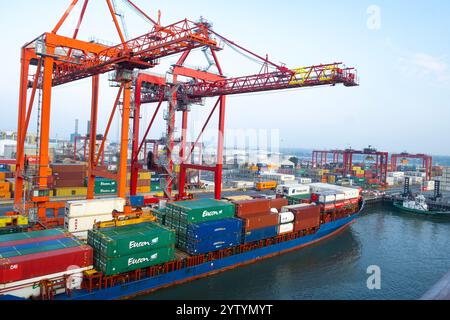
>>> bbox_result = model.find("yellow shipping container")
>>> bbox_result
[55,187,87,197]
[127,172,152,180]
[136,186,151,194]
[9,164,16,172]
[0,192,12,199]
[328,176,336,184]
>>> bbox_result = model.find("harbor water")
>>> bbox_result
[135,204,450,300]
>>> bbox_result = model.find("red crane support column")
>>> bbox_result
[37,46,56,218]
[87,75,100,200]
[130,78,142,196]
[118,82,131,199]
[215,96,226,200]
[14,49,31,208]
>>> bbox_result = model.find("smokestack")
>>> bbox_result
[75,119,79,135]
[87,120,91,137]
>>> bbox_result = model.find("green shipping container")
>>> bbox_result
[0,228,66,243]
[94,187,118,195]
[93,224,175,258]
[287,194,310,205]
[166,199,235,224]
[95,247,175,276]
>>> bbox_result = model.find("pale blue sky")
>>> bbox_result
[0,1,449,155]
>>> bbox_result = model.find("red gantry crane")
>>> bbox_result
[312,150,345,168]
[391,152,433,181]
[342,147,389,185]
[130,27,359,199]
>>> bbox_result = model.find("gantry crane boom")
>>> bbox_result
[141,63,357,104]
[132,62,358,198]
[38,19,220,86]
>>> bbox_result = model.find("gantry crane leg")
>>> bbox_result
[87,75,100,200]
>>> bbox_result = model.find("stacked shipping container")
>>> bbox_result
[164,199,240,255]
[0,229,93,298]
[87,223,175,276]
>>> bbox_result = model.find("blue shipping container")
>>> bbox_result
[187,218,243,240]
[184,232,242,255]
[243,226,278,244]
[129,195,145,207]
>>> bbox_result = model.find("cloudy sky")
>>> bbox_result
[0,0,449,155]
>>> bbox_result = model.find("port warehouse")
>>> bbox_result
[0,0,445,300]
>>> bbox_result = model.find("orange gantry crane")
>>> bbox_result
[14,0,359,220]
[14,0,221,218]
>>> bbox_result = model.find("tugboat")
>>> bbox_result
[393,195,450,217]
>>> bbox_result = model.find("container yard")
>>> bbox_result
[0,0,449,306]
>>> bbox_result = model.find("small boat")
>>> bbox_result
[393,195,450,217]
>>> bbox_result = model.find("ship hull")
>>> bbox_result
[54,212,361,301]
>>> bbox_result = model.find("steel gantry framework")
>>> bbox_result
[342,148,389,185]
[312,150,345,168]
[15,0,359,218]
[14,0,221,218]
[133,57,358,199]
[391,153,433,181]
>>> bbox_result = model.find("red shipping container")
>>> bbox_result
[233,199,271,217]
[0,246,93,284]
[292,205,321,232]
[320,203,336,212]
[242,213,279,231]
[269,198,289,212]
[51,164,87,173]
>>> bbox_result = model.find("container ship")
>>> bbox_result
[0,183,364,300]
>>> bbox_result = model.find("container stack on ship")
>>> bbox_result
[0,230,93,299]
[0,181,364,300]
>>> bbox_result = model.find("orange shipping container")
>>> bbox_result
[0,172,6,181]
[0,182,10,192]
[256,181,277,191]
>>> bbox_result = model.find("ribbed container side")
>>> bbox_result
[0,246,93,284]
[186,218,243,240]
[94,224,175,258]
[232,199,271,217]
[242,213,279,231]
[178,233,242,255]
[166,199,235,224]
[95,247,175,276]
[269,198,289,212]
[243,226,278,244]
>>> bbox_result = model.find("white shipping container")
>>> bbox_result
[298,178,312,184]
[65,198,126,217]
[279,211,295,224]
[319,193,336,204]
[65,198,126,233]
[386,177,395,186]
[308,183,359,200]
[278,223,294,235]
[276,184,310,197]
